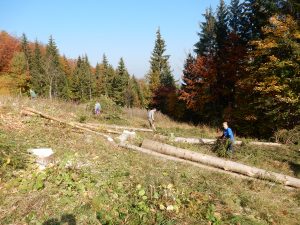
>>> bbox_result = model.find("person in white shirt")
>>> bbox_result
[147,108,157,131]
[95,102,101,115]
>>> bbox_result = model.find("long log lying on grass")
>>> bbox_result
[171,136,281,147]
[22,107,116,144]
[87,122,153,132]
[120,143,257,180]
[72,122,122,134]
[141,139,300,188]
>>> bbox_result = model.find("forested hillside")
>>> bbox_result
[0,0,299,138]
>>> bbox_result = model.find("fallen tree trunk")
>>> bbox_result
[171,136,281,147]
[87,122,153,132]
[22,107,116,144]
[72,122,122,134]
[120,143,258,180]
[141,139,300,188]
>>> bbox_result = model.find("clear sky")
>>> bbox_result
[0,0,227,80]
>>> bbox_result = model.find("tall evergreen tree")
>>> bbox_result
[44,35,67,99]
[30,40,46,95]
[242,0,278,41]
[111,58,129,106]
[216,0,229,51]
[194,7,217,56]
[95,54,113,96]
[229,0,243,34]
[70,55,95,101]
[84,55,95,100]
[20,33,31,73]
[147,28,175,93]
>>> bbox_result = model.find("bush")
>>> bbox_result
[86,95,122,115]
[0,131,28,180]
[274,125,300,145]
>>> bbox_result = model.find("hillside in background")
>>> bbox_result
[0,96,299,224]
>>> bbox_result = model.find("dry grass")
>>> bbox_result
[0,96,300,224]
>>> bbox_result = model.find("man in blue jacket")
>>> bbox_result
[220,121,234,154]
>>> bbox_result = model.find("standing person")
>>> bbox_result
[220,122,235,154]
[29,89,37,99]
[95,102,101,115]
[147,108,157,131]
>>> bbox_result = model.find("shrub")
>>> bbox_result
[274,125,300,145]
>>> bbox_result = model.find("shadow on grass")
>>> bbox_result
[289,162,300,178]
[43,214,76,225]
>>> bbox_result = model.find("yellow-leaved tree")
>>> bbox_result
[244,14,300,135]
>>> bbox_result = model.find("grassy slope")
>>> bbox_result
[0,96,299,225]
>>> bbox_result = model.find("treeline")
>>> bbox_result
[0,33,147,107]
[179,0,300,138]
[147,0,300,138]
[177,0,299,138]
[0,0,299,138]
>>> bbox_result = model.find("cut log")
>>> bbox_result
[170,136,281,147]
[72,122,122,134]
[141,139,300,188]
[86,122,153,132]
[120,143,258,180]
[22,107,116,144]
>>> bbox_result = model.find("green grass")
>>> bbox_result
[0,96,299,224]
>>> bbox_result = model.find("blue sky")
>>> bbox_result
[0,0,228,80]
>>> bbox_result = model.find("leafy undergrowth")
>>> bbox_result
[0,96,300,224]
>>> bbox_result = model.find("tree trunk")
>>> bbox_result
[49,82,52,100]
[141,139,300,188]
[168,136,281,147]
[86,122,153,132]
[120,143,261,181]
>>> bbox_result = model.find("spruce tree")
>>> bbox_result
[148,28,175,93]
[194,7,217,56]
[70,56,94,101]
[111,58,129,106]
[229,0,243,34]
[30,40,46,95]
[20,33,32,73]
[44,35,67,99]
[216,0,229,51]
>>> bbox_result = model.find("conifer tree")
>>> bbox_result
[95,54,113,96]
[194,7,217,56]
[216,0,229,52]
[229,0,243,35]
[147,28,175,93]
[20,33,32,73]
[111,58,129,106]
[30,40,46,95]
[44,35,67,99]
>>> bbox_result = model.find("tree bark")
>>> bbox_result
[72,122,122,134]
[120,143,257,180]
[86,122,153,132]
[169,136,281,147]
[141,139,300,188]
